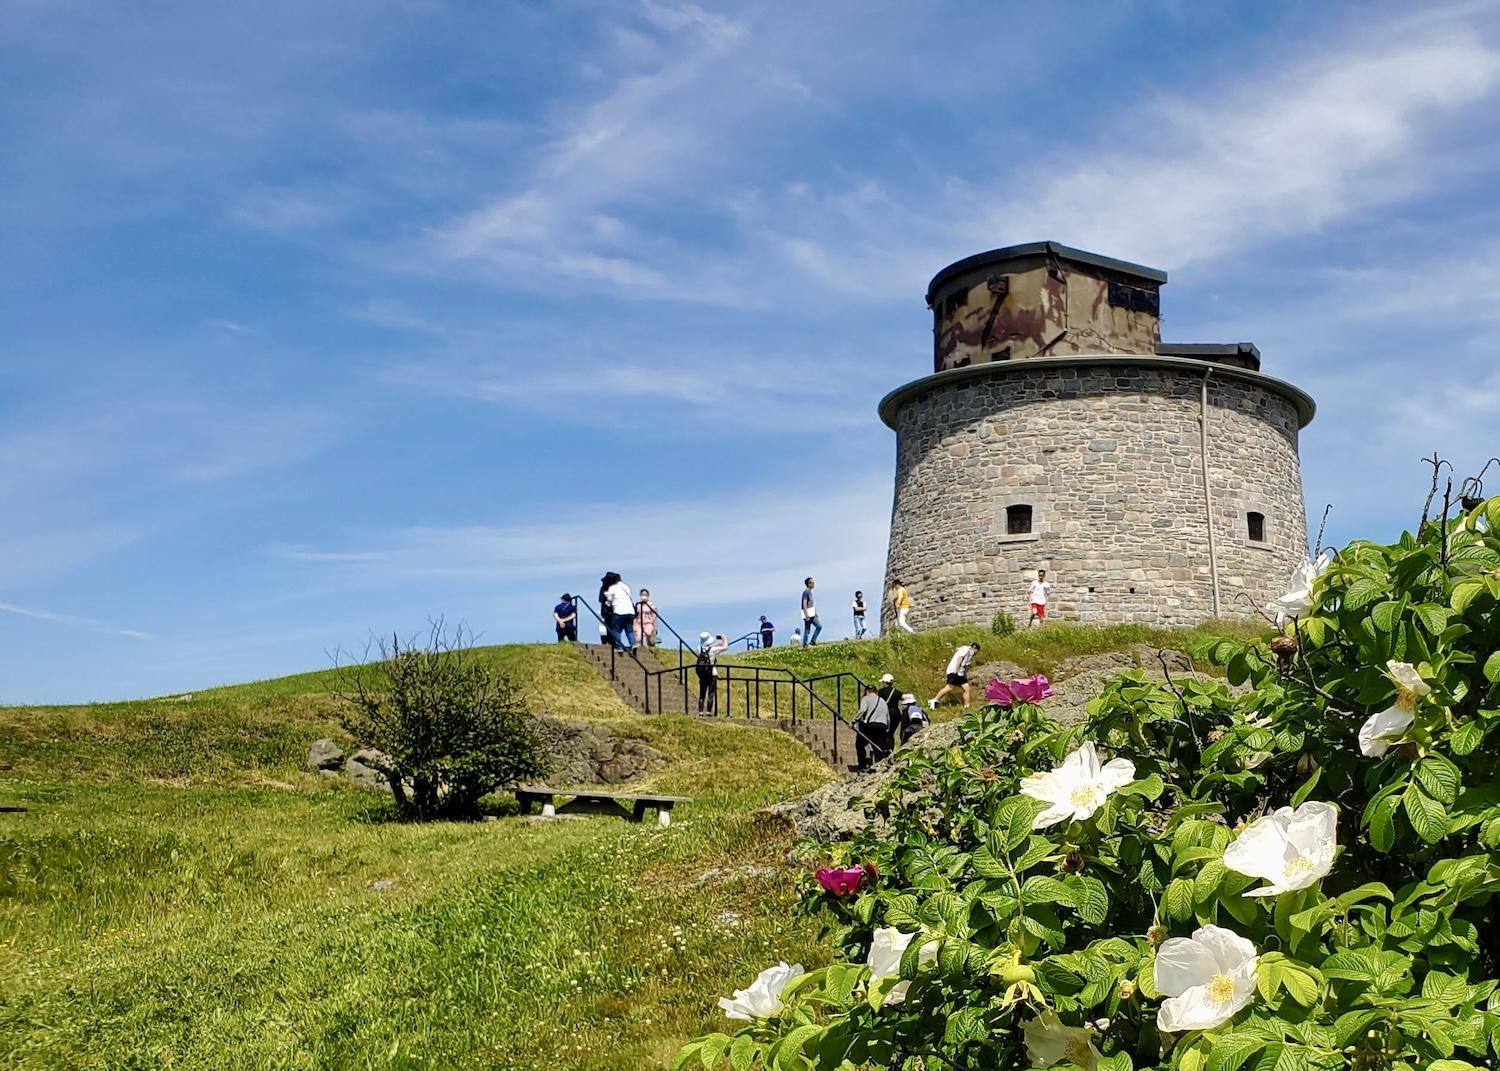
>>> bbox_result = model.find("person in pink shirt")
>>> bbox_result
[635,589,659,648]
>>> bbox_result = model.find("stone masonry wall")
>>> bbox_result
[881,362,1307,630]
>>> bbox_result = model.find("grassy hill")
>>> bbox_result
[0,624,1256,1070]
[0,643,832,1071]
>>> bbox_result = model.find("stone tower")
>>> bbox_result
[880,241,1314,629]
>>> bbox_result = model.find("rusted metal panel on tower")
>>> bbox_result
[933,264,1159,371]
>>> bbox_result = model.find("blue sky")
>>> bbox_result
[4,0,1500,704]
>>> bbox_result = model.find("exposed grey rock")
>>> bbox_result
[345,748,394,791]
[530,716,666,786]
[713,909,743,931]
[772,647,1228,843]
[368,878,398,891]
[306,738,346,771]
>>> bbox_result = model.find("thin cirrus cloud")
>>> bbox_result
[0,600,152,641]
[752,28,1500,299]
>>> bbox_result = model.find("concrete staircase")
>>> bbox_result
[574,642,861,771]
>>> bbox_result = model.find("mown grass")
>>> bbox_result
[0,643,831,1070]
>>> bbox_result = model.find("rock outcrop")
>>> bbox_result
[307,717,665,795]
[770,647,1217,843]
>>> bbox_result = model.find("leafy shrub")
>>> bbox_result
[992,610,1018,638]
[337,625,549,820]
[677,493,1500,1070]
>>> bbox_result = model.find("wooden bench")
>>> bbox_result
[516,785,690,826]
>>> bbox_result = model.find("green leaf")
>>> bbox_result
[1280,963,1320,1006]
[1452,719,1485,755]
[1485,650,1500,683]
[1290,765,1323,807]
[1165,877,1196,922]
[1021,875,1079,908]
[1367,794,1399,852]
[1404,784,1450,844]
[1068,875,1109,925]
[1452,580,1486,613]
[1208,1032,1267,1071]
[1415,754,1462,805]
[972,838,1010,880]
[1415,603,1452,634]
[1371,599,1402,633]
[699,1033,732,1070]
[942,1007,987,1046]
[994,797,1042,850]
[730,1034,756,1071]
[1345,578,1386,611]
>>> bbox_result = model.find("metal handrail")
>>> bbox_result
[566,586,884,768]
[638,659,882,767]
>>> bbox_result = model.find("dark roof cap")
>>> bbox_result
[926,241,1167,304]
[1157,342,1261,361]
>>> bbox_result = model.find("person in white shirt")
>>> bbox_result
[927,641,982,709]
[1027,569,1053,628]
[600,572,637,652]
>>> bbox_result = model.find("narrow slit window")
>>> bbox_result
[1006,504,1033,535]
[1247,511,1266,543]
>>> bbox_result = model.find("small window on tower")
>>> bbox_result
[1006,504,1033,536]
[1247,511,1266,543]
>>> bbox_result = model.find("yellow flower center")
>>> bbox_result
[1065,1038,1093,1065]
[1396,686,1417,713]
[1205,974,1236,1005]
[1283,855,1314,881]
[1070,784,1100,808]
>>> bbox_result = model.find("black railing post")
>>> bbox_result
[754,667,761,720]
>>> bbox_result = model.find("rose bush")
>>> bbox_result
[675,493,1500,1070]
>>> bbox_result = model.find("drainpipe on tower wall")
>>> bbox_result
[1200,368,1223,618]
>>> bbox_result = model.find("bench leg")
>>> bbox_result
[632,800,648,823]
[657,808,671,828]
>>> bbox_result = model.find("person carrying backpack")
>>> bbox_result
[852,684,892,772]
[695,632,727,714]
[898,693,930,744]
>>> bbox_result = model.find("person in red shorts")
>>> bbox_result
[1027,569,1052,627]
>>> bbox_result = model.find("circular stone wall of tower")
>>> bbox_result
[879,357,1313,631]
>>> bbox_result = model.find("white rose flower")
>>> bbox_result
[866,926,938,1005]
[1386,660,1432,708]
[1155,925,1259,1033]
[1222,802,1337,896]
[1022,1010,1102,1069]
[1358,706,1415,757]
[717,961,804,1020]
[1021,742,1137,829]
[1266,551,1332,624]
[1356,661,1431,757]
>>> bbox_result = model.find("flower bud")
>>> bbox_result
[1059,850,1085,874]
[1118,979,1136,1000]
[1146,924,1168,946]
[860,860,879,882]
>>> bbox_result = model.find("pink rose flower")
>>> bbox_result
[815,867,864,896]
[986,678,1016,706]
[1011,674,1054,703]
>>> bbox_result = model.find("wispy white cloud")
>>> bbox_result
[269,471,892,622]
[753,17,1500,295]
[0,600,153,640]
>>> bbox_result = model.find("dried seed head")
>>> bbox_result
[1269,634,1299,664]
[1059,850,1085,875]
[1146,924,1168,946]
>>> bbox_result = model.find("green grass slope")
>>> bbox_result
[0,643,832,1071]
[654,620,1261,718]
